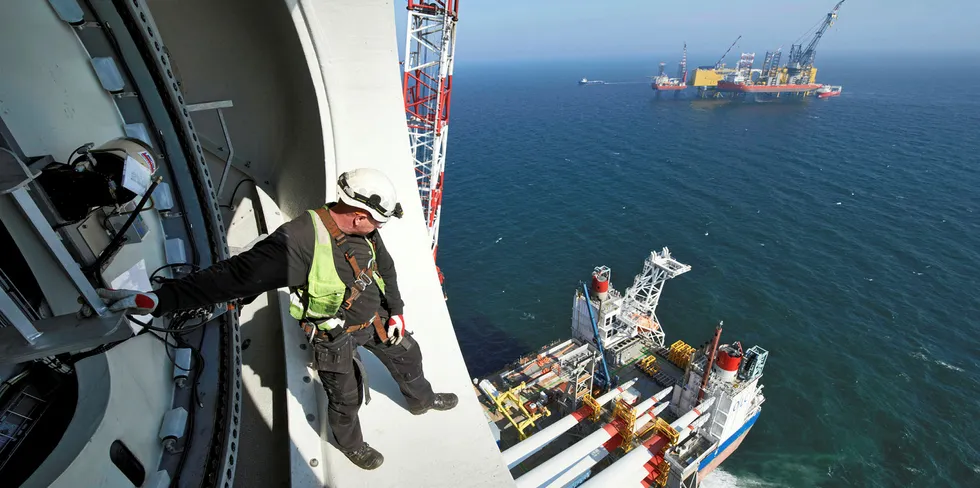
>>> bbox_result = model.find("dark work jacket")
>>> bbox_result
[152,207,404,326]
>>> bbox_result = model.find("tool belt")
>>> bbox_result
[306,320,374,405]
[301,313,386,344]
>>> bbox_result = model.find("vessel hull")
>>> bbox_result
[716,81,821,93]
[697,410,761,478]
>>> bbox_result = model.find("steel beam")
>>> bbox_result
[0,311,127,364]
[0,286,42,344]
[9,188,108,315]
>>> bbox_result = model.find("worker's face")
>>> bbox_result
[351,212,383,235]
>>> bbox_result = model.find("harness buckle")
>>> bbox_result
[353,269,373,290]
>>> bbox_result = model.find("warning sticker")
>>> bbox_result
[138,150,156,173]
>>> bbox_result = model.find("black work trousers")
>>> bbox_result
[315,325,435,451]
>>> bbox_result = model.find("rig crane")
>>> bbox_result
[787,0,845,84]
[677,42,688,83]
[403,1,459,264]
[714,35,742,69]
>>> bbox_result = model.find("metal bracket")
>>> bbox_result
[186,100,235,198]
[0,148,41,196]
[9,188,108,315]
[197,134,257,180]
[0,311,128,364]
[0,287,42,344]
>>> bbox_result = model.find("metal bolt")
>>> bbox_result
[306,413,315,422]
[77,304,95,319]
[302,376,311,383]
[309,458,319,467]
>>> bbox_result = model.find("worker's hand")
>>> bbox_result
[386,315,405,346]
[97,288,159,314]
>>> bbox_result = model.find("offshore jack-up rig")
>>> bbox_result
[654,0,846,99]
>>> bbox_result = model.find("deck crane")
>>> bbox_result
[787,0,845,84]
[618,248,691,348]
[678,42,688,83]
[403,1,459,266]
[714,35,742,69]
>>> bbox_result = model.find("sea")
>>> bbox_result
[436,53,980,487]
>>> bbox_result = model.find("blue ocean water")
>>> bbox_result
[437,53,980,487]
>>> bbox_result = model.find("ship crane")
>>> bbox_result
[403,1,459,262]
[787,0,845,84]
[618,248,691,348]
[676,42,688,83]
[714,35,742,69]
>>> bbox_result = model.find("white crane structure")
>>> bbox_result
[618,247,691,348]
[403,0,459,260]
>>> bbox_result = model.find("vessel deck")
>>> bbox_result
[481,341,690,477]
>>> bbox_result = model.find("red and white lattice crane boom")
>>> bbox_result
[403,1,458,261]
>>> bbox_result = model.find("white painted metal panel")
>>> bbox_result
[0,0,124,159]
[23,335,172,488]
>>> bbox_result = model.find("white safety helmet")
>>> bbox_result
[337,168,403,223]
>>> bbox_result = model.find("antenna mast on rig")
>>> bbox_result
[403,1,459,261]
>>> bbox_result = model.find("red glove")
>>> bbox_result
[97,288,159,314]
[386,315,405,346]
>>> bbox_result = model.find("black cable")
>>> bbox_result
[66,143,91,166]
[133,315,205,394]
[85,177,160,282]
[96,11,201,269]
[127,313,209,334]
[226,178,256,208]
[150,262,200,284]
[141,328,193,372]
[116,197,156,214]
[101,198,156,238]
[172,317,205,487]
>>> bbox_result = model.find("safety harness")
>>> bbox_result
[299,208,389,344]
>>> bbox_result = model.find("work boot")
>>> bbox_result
[342,443,384,470]
[410,392,459,415]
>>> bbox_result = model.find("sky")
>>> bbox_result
[396,0,980,63]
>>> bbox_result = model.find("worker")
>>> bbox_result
[97,168,458,470]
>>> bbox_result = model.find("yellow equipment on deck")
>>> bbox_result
[612,397,637,452]
[491,382,550,440]
[667,340,695,369]
[637,355,659,376]
[581,393,602,422]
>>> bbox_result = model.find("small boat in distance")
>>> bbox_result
[579,77,606,85]
[816,85,843,98]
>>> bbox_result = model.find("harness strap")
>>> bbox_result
[315,207,348,244]
[353,355,371,405]
[306,208,389,342]
[313,208,379,312]
[372,313,389,343]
